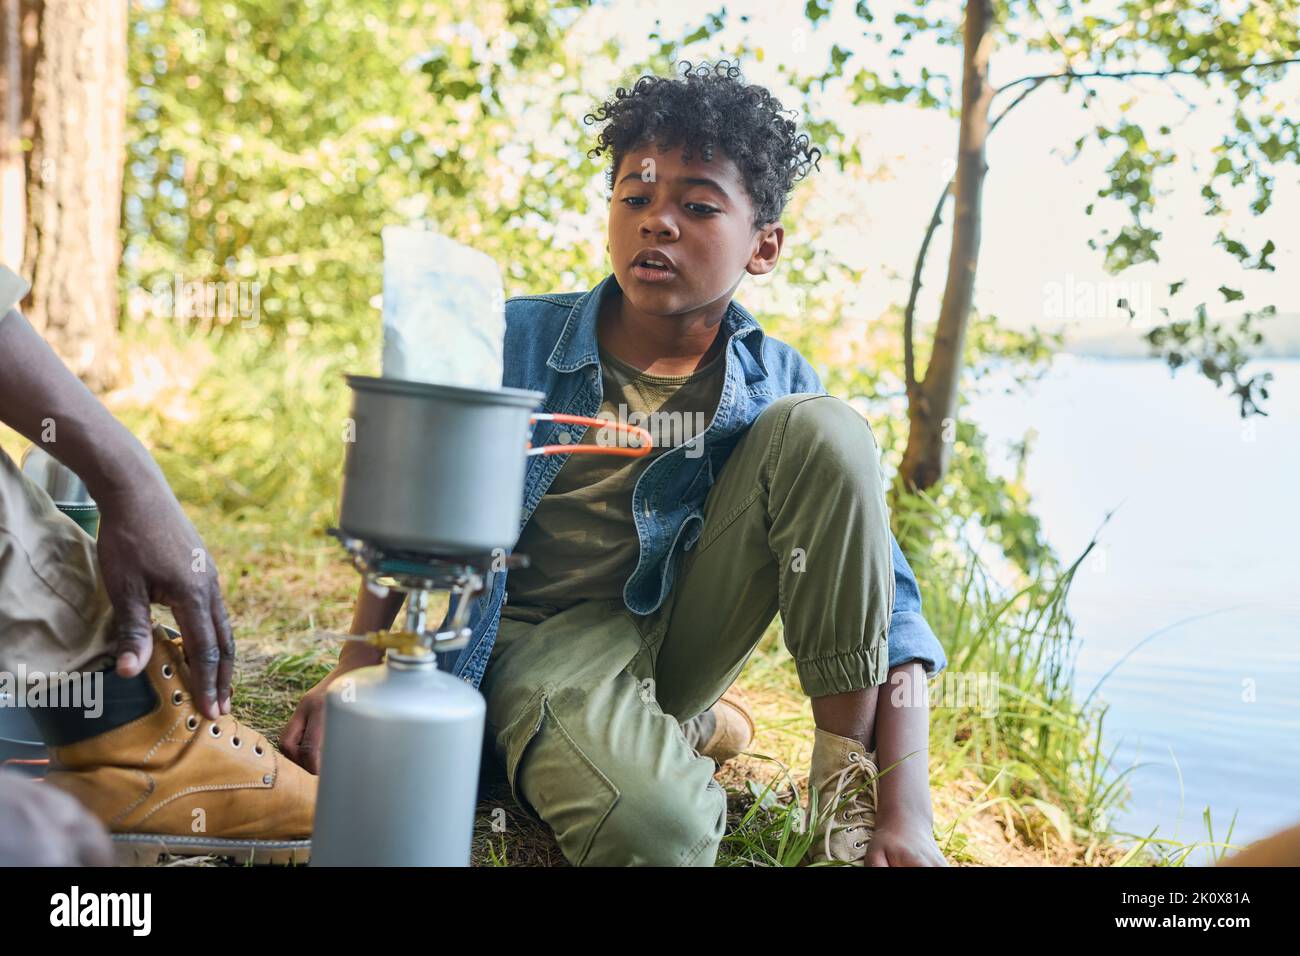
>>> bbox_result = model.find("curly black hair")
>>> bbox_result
[583,59,822,230]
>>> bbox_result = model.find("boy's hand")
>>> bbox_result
[281,645,382,774]
[864,812,949,867]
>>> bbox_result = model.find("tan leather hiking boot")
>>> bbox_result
[805,727,879,865]
[41,624,315,865]
[685,689,756,768]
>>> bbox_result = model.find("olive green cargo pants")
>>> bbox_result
[480,393,895,866]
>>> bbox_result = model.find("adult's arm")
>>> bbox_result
[0,271,231,718]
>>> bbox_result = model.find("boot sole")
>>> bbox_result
[112,834,311,866]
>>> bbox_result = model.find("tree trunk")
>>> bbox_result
[0,0,125,391]
[899,0,995,491]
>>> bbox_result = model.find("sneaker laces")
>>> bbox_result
[819,750,879,859]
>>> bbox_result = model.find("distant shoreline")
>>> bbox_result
[1058,350,1300,362]
[1059,312,1300,360]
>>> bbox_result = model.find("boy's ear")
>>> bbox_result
[747,221,783,277]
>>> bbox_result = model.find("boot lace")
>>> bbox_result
[819,750,879,859]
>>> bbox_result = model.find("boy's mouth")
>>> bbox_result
[631,249,678,283]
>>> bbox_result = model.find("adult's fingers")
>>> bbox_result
[107,574,156,679]
[210,587,235,715]
[172,598,221,720]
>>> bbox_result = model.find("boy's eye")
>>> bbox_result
[620,196,719,216]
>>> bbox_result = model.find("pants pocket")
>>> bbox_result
[500,682,621,866]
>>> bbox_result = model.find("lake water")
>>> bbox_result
[964,356,1300,864]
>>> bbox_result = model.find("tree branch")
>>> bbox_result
[903,182,948,397]
[995,57,1300,97]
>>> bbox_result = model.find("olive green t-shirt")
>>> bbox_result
[502,343,725,623]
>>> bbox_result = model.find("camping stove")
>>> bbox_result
[311,374,651,867]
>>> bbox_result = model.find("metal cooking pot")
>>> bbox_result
[338,375,651,555]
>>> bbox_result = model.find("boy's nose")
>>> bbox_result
[640,221,678,240]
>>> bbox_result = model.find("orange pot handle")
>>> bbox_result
[526,413,653,458]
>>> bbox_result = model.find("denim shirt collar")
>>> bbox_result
[545,272,770,376]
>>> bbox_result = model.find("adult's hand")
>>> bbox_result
[0,304,233,718]
[95,478,234,720]
[0,771,114,866]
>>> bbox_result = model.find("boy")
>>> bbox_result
[284,59,948,867]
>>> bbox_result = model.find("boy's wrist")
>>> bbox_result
[337,641,385,670]
[877,804,935,837]
[876,784,935,829]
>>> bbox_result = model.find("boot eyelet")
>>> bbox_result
[231,736,242,748]
[186,715,199,731]
[853,840,865,849]
[172,690,184,705]
[209,724,222,738]
[253,744,264,756]
[161,664,173,679]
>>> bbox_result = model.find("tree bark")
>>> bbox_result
[0,0,125,391]
[899,0,995,492]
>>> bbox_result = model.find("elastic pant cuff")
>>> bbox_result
[795,637,889,698]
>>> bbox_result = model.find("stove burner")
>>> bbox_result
[327,529,529,655]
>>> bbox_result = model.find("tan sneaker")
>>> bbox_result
[692,690,756,767]
[805,727,879,865]
[40,624,315,865]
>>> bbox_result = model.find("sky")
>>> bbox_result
[569,0,1300,336]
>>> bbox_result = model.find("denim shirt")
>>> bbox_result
[437,272,948,687]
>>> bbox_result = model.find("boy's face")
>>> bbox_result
[606,140,782,322]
